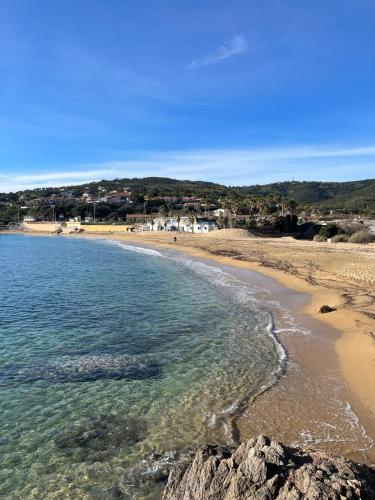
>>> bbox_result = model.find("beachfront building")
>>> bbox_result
[23,215,36,222]
[147,217,181,231]
[192,218,218,233]
[143,216,218,233]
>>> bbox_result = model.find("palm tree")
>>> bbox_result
[188,214,195,233]
[217,213,224,229]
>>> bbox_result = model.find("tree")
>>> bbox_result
[188,214,195,233]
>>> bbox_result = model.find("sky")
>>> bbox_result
[1,0,375,192]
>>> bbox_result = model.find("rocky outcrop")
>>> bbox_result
[319,305,336,313]
[163,435,375,499]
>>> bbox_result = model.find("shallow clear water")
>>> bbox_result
[0,235,283,498]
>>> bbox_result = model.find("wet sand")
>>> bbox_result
[227,265,373,463]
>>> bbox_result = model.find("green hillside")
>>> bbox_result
[236,179,375,212]
[0,177,374,224]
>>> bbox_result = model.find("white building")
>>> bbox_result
[192,218,218,233]
[147,217,181,231]
[212,208,231,218]
[144,216,217,233]
[23,215,36,223]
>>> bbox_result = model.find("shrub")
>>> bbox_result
[313,234,326,242]
[348,230,373,244]
[319,223,341,239]
[331,234,349,243]
[338,222,363,236]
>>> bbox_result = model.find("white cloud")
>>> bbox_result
[1,144,375,192]
[189,34,248,69]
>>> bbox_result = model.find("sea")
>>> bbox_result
[0,235,372,498]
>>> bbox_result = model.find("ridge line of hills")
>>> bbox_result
[0,177,374,221]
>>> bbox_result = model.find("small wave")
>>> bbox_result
[266,317,287,369]
[274,326,311,336]
[293,401,374,451]
[221,402,239,415]
[117,243,165,257]
[342,401,374,451]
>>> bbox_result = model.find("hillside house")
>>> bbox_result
[107,192,132,205]
[213,208,231,217]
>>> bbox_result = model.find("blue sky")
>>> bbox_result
[1,0,375,191]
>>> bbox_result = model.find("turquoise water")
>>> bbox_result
[0,235,283,498]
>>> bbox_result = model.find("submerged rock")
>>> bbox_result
[163,435,375,499]
[119,448,197,499]
[55,414,147,462]
[1,355,161,385]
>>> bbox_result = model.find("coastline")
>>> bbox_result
[85,230,375,462]
[4,230,375,463]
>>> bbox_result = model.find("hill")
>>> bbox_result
[0,177,374,223]
[235,179,375,213]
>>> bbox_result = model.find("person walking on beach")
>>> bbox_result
[173,236,177,244]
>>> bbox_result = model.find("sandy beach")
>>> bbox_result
[73,229,375,461]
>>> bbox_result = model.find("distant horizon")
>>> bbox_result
[1,169,374,195]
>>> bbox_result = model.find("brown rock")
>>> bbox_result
[162,435,375,499]
[319,305,336,314]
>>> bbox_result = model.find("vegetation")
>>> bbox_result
[318,223,342,239]
[313,234,326,242]
[313,223,374,243]
[331,234,349,243]
[0,176,374,225]
[348,230,373,244]
[235,179,375,214]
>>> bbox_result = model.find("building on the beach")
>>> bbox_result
[191,218,218,233]
[146,217,180,231]
[23,215,36,222]
[142,216,218,233]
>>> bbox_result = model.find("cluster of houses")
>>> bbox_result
[17,188,133,208]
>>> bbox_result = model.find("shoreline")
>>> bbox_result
[4,230,375,463]
[85,231,375,462]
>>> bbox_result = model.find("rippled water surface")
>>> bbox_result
[0,235,283,498]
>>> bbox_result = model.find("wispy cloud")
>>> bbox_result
[189,34,248,69]
[1,144,375,192]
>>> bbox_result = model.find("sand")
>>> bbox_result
[202,228,254,239]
